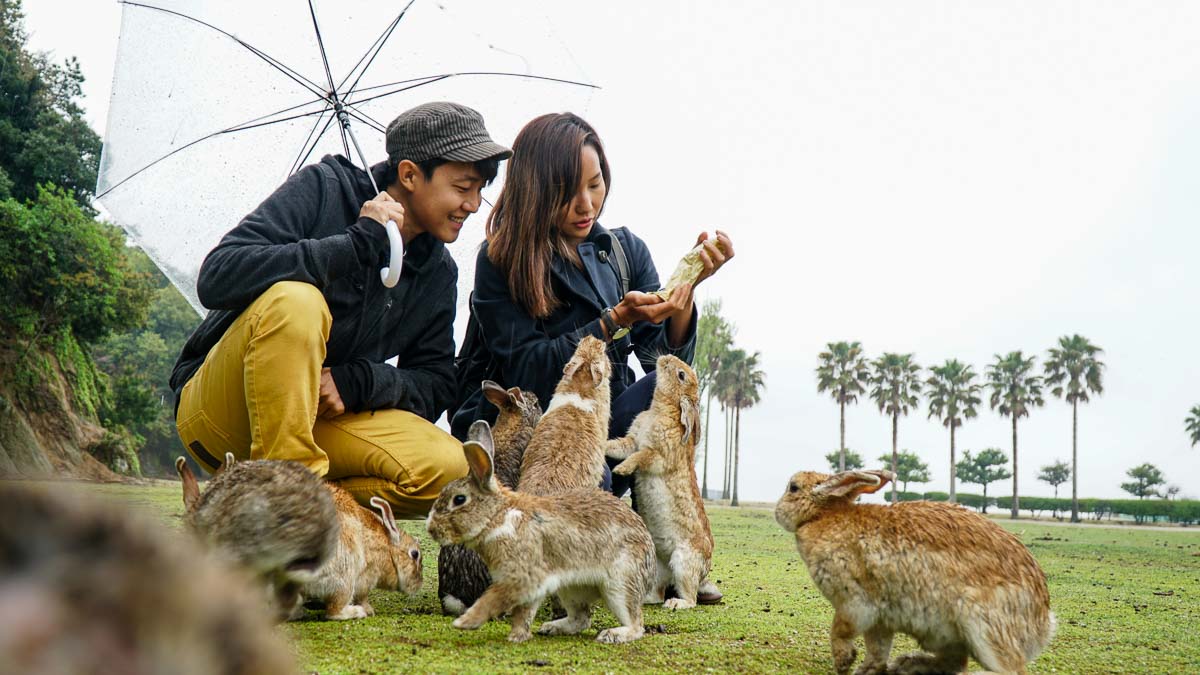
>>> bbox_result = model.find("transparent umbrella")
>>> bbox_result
[96,0,596,333]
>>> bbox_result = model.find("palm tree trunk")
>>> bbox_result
[1011,415,1019,520]
[731,405,741,506]
[1071,400,1079,523]
[838,401,846,472]
[890,412,899,504]
[949,424,957,504]
[701,390,713,499]
[722,406,732,500]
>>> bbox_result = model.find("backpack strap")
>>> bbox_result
[608,230,631,297]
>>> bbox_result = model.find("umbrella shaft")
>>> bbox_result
[338,108,380,194]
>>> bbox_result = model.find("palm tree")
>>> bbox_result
[721,348,765,507]
[986,351,1045,519]
[694,299,734,500]
[816,341,870,472]
[1043,335,1105,523]
[1186,405,1200,448]
[925,359,982,503]
[868,353,922,503]
[714,350,742,500]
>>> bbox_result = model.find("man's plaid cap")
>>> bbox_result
[385,102,512,164]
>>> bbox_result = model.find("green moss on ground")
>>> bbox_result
[57,483,1200,673]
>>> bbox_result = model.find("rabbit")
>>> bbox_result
[774,469,1055,675]
[0,483,295,674]
[606,355,716,610]
[426,420,656,644]
[438,380,542,616]
[177,453,339,620]
[290,484,423,620]
[518,335,613,495]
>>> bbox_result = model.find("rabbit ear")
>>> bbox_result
[813,471,892,499]
[467,420,495,456]
[482,380,510,409]
[463,426,497,494]
[505,386,523,406]
[369,497,401,543]
[679,396,699,446]
[176,457,200,513]
[589,361,606,387]
[213,452,236,477]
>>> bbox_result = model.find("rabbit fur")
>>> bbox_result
[775,469,1055,675]
[0,484,295,674]
[439,381,542,615]
[427,421,656,644]
[177,453,339,620]
[606,355,715,609]
[517,336,613,495]
[291,484,423,620]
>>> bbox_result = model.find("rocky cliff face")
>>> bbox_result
[0,345,120,481]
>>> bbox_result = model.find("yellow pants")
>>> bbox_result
[175,281,467,518]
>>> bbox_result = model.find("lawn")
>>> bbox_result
[71,482,1200,673]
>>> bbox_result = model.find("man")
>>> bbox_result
[170,102,511,517]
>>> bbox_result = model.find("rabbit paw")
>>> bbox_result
[596,626,644,644]
[538,616,589,636]
[452,614,485,631]
[663,597,696,610]
[326,604,369,621]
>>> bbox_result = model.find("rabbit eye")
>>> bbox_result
[452,494,467,507]
[789,483,800,494]
[677,369,686,382]
[409,549,421,561]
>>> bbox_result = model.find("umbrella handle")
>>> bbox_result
[380,219,404,287]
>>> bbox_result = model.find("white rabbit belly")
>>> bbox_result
[631,474,680,559]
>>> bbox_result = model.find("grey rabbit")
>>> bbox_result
[177,453,339,620]
[438,380,542,615]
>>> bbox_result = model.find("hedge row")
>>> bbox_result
[889,492,1200,524]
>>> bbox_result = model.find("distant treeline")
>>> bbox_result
[895,492,1200,525]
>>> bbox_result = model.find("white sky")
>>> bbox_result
[22,0,1200,502]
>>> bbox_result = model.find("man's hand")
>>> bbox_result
[318,367,346,419]
[359,191,406,229]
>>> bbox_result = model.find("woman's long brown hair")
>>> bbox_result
[486,113,612,319]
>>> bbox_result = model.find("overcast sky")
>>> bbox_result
[22,0,1200,503]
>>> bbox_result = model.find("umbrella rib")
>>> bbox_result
[340,0,417,97]
[349,71,600,106]
[119,1,327,100]
[290,104,335,176]
[292,111,341,176]
[338,0,415,94]
[341,106,386,134]
[306,0,339,96]
[97,108,329,199]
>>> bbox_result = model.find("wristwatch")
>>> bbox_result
[600,307,630,341]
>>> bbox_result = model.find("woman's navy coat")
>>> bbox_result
[450,223,697,439]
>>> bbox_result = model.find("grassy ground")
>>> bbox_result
[62,482,1200,673]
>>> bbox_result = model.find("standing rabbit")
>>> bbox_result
[291,484,423,620]
[606,355,716,609]
[177,454,339,620]
[518,336,612,495]
[438,380,542,615]
[427,421,655,644]
[775,469,1055,675]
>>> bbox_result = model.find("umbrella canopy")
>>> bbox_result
[97,0,596,332]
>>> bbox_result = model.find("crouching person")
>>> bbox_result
[170,102,512,517]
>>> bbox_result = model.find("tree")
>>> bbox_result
[986,351,1044,519]
[1120,463,1165,500]
[956,448,1011,514]
[1186,405,1200,448]
[0,0,102,208]
[694,299,734,499]
[1161,485,1182,500]
[826,449,864,472]
[869,352,922,503]
[878,450,930,493]
[1037,460,1071,500]
[925,359,982,504]
[717,348,765,507]
[816,341,870,472]
[1044,335,1105,522]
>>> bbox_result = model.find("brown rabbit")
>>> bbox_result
[177,454,339,620]
[775,469,1055,675]
[0,484,295,674]
[291,485,423,620]
[606,355,716,609]
[517,335,612,495]
[427,421,655,644]
[438,380,542,615]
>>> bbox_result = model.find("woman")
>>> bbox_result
[451,113,733,488]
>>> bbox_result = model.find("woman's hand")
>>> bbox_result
[613,289,678,326]
[693,230,734,287]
